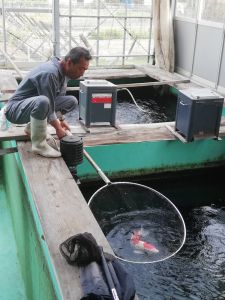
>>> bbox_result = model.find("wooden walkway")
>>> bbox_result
[17,141,115,299]
[1,118,225,147]
[0,63,193,95]
[0,67,146,300]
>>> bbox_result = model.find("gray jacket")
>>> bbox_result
[9,57,68,121]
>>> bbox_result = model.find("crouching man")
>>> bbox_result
[5,46,92,158]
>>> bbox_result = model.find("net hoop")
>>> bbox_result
[88,181,186,264]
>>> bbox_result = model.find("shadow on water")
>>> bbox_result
[80,166,225,299]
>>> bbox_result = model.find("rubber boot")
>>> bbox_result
[25,121,55,137]
[30,116,61,158]
[25,122,60,151]
[24,122,31,136]
[0,106,8,131]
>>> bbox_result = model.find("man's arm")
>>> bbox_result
[49,119,71,139]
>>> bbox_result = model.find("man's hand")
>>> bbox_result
[49,119,71,139]
[55,127,67,139]
[60,120,71,131]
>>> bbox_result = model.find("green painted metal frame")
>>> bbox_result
[0,140,62,300]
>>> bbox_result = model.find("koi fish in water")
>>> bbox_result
[130,229,159,254]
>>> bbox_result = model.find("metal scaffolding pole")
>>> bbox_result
[53,0,60,57]
[1,0,7,54]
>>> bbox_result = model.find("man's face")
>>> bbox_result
[65,57,89,79]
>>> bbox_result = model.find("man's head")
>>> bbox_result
[62,47,92,79]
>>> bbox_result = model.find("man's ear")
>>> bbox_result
[67,58,73,66]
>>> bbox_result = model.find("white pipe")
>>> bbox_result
[118,88,148,113]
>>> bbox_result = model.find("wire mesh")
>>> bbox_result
[88,182,186,264]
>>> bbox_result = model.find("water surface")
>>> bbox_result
[65,91,176,125]
[80,167,225,299]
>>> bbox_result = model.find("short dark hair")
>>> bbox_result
[64,47,92,64]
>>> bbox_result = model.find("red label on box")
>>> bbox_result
[91,97,112,103]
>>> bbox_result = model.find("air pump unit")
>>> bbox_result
[79,79,117,127]
[175,88,224,142]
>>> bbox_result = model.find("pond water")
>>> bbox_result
[88,182,186,264]
[68,86,225,298]
[116,100,168,124]
[80,167,225,300]
[65,85,177,125]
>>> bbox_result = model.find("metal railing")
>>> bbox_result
[0,0,154,69]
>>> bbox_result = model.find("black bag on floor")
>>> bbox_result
[59,232,136,300]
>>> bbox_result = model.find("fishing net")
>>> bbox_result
[88,182,186,264]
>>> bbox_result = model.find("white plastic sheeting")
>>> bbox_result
[153,0,175,72]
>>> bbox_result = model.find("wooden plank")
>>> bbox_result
[83,119,225,145]
[0,122,176,143]
[67,79,191,92]
[165,125,187,143]
[0,146,17,156]
[83,131,170,146]
[2,67,145,83]
[17,142,114,300]
[0,69,18,92]
[0,124,86,142]
[0,93,14,103]
[134,65,208,92]
[0,90,13,102]
[0,126,30,141]
[135,64,189,83]
[1,118,225,145]
[83,122,176,146]
[166,124,224,143]
[84,67,146,79]
[115,80,190,88]
[173,80,202,91]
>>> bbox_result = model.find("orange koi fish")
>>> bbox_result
[130,230,159,254]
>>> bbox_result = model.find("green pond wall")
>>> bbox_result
[1,141,62,300]
[78,138,225,181]
[0,179,27,300]
[74,84,225,180]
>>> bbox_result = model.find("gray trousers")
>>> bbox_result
[5,95,77,124]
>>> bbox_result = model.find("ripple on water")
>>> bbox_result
[64,100,170,125]
[108,204,225,300]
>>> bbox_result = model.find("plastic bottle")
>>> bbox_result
[0,92,8,131]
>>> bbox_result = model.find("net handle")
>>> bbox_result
[83,149,111,185]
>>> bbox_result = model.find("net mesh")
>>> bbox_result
[59,232,102,266]
[88,182,186,264]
